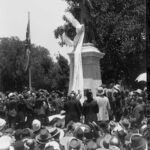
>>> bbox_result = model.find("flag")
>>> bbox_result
[25,12,31,71]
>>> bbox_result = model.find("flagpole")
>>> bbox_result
[29,65,32,91]
[28,12,32,91]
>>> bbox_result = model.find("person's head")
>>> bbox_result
[36,129,51,145]
[124,89,129,97]
[130,134,147,150]
[109,136,121,148]
[69,91,76,99]
[44,141,60,150]
[86,90,93,100]
[14,129,22,141]
[24,139,35,150]
[137,97,143,104]
[66,121,75,132]
[108,83,114,89]
[32,119,41,132]
[134,89,142,98]
[22,128,31,139]
[97,87,104,97]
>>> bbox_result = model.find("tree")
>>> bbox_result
[51,54,69,92]
[29,45,55,90]
[0,37,27,91]
[54,0,146,87]
[0,37,70,92]
[0,37,54,91]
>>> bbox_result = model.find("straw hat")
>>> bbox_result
[32,119,41,132]
[46,127,64,141]
[36,129,51,144]
[97,87,104,96]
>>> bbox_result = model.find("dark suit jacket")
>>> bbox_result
[64,99,82,125]
[82,99,99,123]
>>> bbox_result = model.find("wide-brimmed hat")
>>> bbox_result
[0,136,14,150]
[108,121,117,131]
[32,119,41,132]
[48,114,65,128]
[134,89,142,95]
[36,129,51,144]
[97,87,104,96]
[0,118,6,131]
[88,122,100,138]
[119,118,131,129]
[111,124,123,135]
[48,114,65,122]
[113,84,121,92]
[69,138,81,149]
[109,136,120,148]
[45,141,60,150]
[24,139,35,150]
[46,127,64,141]
[140,124,147,135]
[131,135,147,150]
[72,122,82,130]
[73,124,92,141]
[4,128,14,135]
[60,137,81,150]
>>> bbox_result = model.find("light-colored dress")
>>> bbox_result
[95,96,110,121]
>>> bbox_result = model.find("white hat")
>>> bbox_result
[45,141,60,150]
[134,89,142,94]
[129,91,134,96]
[48,114,65,122]
[97,87,104,96]
[144,87,147,92]
[32,119,41,132]
[113,84,121,92]
[0,136,14,150]
[8,93,15,98]
[0,118,6,131]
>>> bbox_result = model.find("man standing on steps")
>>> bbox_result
[63,92,82,126]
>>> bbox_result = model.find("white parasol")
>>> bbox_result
[135,73,147,82]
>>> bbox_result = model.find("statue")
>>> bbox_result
[62,0,104,101]
[79,0,96,45]
[62,12,85,100]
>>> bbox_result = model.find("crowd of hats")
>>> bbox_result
[0,86,148,150]
[0,115,148,150]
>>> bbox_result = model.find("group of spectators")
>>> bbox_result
[0,84,149,150]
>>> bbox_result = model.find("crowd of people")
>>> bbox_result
[0,84,149,150]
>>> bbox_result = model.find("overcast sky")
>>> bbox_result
[0,0,72,61]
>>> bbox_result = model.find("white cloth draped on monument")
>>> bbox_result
[62,12,84,103]
[72,26,84,96]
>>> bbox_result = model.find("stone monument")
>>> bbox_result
[68,43,105,97]
[62,0,105,103]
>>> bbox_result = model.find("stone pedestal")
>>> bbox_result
[68,43,105,97]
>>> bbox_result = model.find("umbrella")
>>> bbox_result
[135,73,147,82]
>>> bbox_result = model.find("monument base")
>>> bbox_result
[68,43,105,99]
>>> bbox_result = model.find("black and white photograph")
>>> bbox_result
[0,0,148,149]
